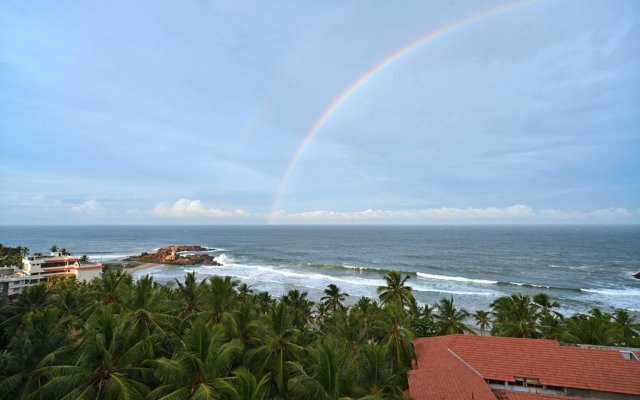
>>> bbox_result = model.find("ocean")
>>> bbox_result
[1,225,638,314]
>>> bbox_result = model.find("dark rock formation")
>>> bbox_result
[126,245,220,266]
[633,272,640,280]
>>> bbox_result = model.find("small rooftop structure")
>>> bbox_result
[409,334,640,400]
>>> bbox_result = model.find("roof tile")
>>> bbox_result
[410,335,640,399]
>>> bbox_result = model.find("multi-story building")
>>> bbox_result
[0,251,103,297]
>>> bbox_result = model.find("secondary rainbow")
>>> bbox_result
[267,0,542,224]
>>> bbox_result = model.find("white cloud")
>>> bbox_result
[272,204,534,222]
[71,200,103,214]
[271,205,639,223]
[152,198,250,219]
[539,207,631,219]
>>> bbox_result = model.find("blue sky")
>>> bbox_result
[1,0,639,224]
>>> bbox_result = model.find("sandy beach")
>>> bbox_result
[124,262,161,274]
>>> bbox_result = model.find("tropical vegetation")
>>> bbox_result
[0,265,638,399]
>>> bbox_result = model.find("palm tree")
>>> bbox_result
[321,284,348,313]
[421,304,436,320]
[288,338,349,400]
[124,275,175,354]
[313,302,329,326]
[533,293,560,316]
[217,367,270,400]
[246,302,302,398]
[238,283,253,298]
[0,308,68,400]
[148,321,243,399]
[0,283,52,333]
[376,270,415,313]
[59,248,70,256]
[611,309,640,346]
[353,296,373,314]
[350,343,405,398]
[205,275,239,323]
[174,272,204,317]
[282,289,313,330]
[49,245,58,253]
[256,292,273,315]
[88,270,131,310]
[352,297,380,334]
[324,308,370,350]
[490,294,539,338]
[227,297,261,348]
[565,311,614,345]
[538,312,566,340]
[434,297,473,335]
[473,310,491,336]
[374,303,415,372]
[35,309,155,400]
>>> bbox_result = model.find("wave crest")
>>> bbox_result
[580,288,640,297]
[416,272,497,285]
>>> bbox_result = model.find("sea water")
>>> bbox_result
[1,225,638,314]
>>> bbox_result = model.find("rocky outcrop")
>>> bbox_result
[126,245,220,266]
[171,245,209,252]
[633,272,640,280]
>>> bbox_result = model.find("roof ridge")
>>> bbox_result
[447,347,485,379]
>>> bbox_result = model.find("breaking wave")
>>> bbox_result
[305,262,385,272]
[213,253,234,265]
[580,288,640,297]
[416,272,497,285]
[416,272,582,292]
[86,253,132,261]
[193,254,497,297]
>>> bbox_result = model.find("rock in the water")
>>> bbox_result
[633,272,640,280]
[126,245,220,266]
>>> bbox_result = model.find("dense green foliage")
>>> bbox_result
[0,271,415,400]
[0,244,28,269]
[0,268,638,400]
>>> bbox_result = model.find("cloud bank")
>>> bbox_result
[271,205,637,223]
[145,199,636,224]
[152,199,250,219]
[271,204,535,221]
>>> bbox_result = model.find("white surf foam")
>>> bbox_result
[416,272,497,285]
[342,264,367,271]
[410,286,495,296]
[342,264,383,271]
[506,281,550,289]
[580,288,640,296]
[86,253,131,261]
[214,253,234,265]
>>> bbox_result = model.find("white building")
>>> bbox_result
[0,251,103,297]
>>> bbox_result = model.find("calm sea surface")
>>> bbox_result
[1,225,638,314]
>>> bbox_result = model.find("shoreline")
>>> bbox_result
[124,262,162,274]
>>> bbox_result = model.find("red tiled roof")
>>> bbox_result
[410,335,640,400]
[449,335,640,395]
[409,335,497,400]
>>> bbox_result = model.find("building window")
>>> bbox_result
[620,351,639,361]
[526,378,542,388]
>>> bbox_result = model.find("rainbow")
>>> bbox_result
[267,0,543,224]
